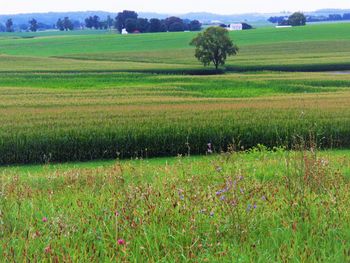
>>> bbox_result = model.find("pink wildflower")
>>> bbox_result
[117,239,126,245]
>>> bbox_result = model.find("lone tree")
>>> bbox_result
[190,27,238,70]
[288,12,306,26]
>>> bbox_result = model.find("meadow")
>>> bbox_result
[2,148,350,261]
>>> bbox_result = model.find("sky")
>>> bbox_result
[0,0,349,15]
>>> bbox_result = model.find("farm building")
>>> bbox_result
[228,23,243,31]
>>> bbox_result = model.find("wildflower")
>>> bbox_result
[117,239,126,245]
[42,217,48,223]
[115,211,119,217]
[261,195,266,201]
[220,195,226,201]
[179,195,184,200]
[254,204,257,209]
[210,212,214,217]
[216,190,223,196]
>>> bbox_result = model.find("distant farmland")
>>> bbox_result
[0,23,350,164]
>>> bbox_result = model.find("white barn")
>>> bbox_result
[229,23,243,31]
[121,28,128,35]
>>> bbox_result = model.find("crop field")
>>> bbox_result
[0,23,350,164]
[1,22,350,261]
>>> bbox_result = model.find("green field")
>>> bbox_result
[1,21,350,261]
[0,23,350,164]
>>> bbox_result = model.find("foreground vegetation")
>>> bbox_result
[1,148,350,261]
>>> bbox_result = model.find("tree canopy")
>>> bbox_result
[29,19,38,32]
[115,10,138,33]
[288,12,306,26]
[190,27,238,70]
[6,19,13,32]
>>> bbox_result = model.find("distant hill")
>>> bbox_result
[1,9,350,27]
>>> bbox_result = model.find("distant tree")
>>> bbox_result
[328,14,342,21]
[29,18,38,32]
[343,13,350,20]
[219,24,227,28]
[125,18,138,33]
[56,18,65,31]
[85,16,93,29]
[189,20,202,31]
[268,16,287,24]
[241,23,253,30]
[149,18,162,32]
[56,17,73,31]
[106,15,114,30]
[6,19,14,32]
[136,18,150,33]
[190,27,238,70]
[279,19,290,26]
[164,16,183,29]
[160,22,168,32]
[168,22,184,32]
[115,10,138,33]
[288,12,306,26]
[63,17,73,31]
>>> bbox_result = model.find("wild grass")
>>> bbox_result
[1,148,350,261]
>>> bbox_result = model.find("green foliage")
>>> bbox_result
[2,150,350,261]
[125,18,138,33]
[288,12,307,26]
[29,19,38,32]
[191,27,239,69]
[115,10,138,33]
[5,19,13,32]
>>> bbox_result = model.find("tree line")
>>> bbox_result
[0,10,202,33]
[268,12,350,25]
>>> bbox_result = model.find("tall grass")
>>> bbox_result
[1,148,350,261]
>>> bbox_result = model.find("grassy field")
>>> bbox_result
[0,23,350,164]
[2,148,350,261]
